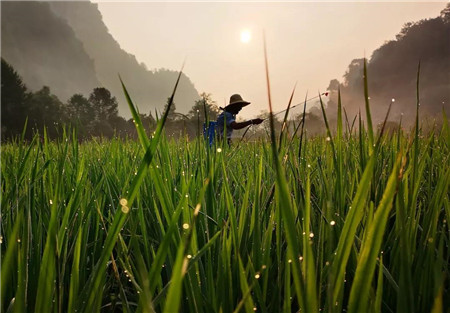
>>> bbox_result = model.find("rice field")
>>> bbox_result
[1,71,449,312]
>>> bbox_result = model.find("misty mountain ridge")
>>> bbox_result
[1,1,200,118]
[324,4,450,126]
[1,1,101,100]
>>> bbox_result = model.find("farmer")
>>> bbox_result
[216,94,263,145]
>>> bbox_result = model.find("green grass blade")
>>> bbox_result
[237,255,256,313]
[347,152,402,313]
[329,153,376,308]
[162,241,187,313]
[363,58,374,152]
[1,214,22,309]
[120,76,150,149]
[67,226,83,313]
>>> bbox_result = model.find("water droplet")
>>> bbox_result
[254,273,260,279]
[309,233,314,238]
[330,221,336,226]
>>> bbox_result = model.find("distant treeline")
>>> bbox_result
[2,58,303,142]
[1,58,220,141]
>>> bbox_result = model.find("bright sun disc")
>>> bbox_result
[240,30,251,43]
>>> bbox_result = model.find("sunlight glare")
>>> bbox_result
[240,29,251,43]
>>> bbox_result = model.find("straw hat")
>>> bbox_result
[222,94,251,111]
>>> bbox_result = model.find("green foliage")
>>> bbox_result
[88,87,119,122]
[27,86,67,138]
[1,57,449,313]
[1,58,30,138]
[1,110,449,312]
[188,92,220,122]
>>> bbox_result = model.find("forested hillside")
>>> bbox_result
[325,4,450,126]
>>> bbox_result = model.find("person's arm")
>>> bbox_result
[230,118,264,130]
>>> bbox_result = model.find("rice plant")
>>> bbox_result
[1,70,449,312]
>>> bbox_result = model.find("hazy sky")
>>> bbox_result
[95,1,446,118]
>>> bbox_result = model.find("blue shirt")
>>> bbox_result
[216,111,236,140]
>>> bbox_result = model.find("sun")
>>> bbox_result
[240,29,251,43]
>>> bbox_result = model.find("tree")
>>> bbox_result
[161,97,187,137]
[67,94,94,124]
[88,87,118,122]
[1,58,30,139]
[140,113,156,134]
[342,58,364,89]
[188,92,219,123]
[396,22,416,40]
[163,97,178,122]
[66,94,94,138]
[27,86,66,139]
[440,3,450,23]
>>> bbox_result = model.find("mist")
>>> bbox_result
[324,4,450,128]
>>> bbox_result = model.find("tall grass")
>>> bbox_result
[1,74,449,312]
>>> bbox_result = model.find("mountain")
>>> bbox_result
[1,1,200,118]
[325,4,450,126]
[1,1,101,100]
